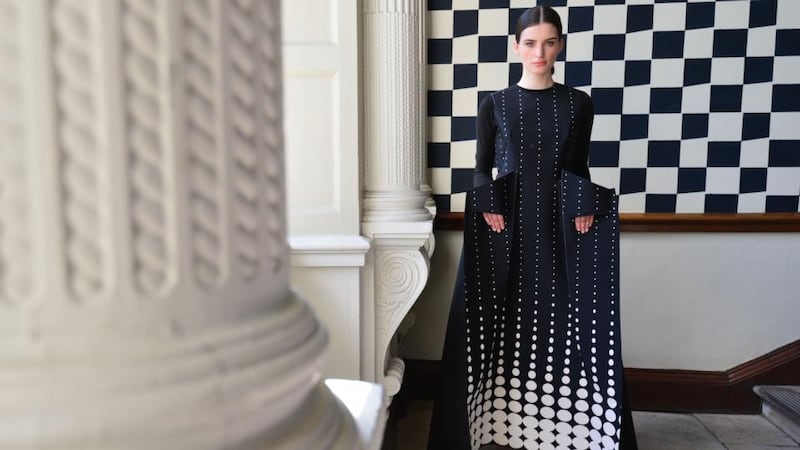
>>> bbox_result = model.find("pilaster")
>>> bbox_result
[361,0,434,403]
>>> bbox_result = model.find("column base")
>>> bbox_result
[362,191,432,223]
[0,294,362,450]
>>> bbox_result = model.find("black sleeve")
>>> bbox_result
[572,91,594,180]
[474,94,496,187]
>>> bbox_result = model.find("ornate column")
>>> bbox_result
[0,0,359,448]
[417,7,437,219]
[362,0,434,402]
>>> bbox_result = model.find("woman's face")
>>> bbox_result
[513,23,563,78]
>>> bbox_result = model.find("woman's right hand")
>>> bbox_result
[483,212,505,233]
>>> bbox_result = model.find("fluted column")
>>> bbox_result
[362,0,433,403]
[0,0,359,448]
[417,7,437,218]
[363,0,431,223]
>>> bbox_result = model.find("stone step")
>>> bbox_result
[754,385,800,444]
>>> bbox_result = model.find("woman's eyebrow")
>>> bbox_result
[523,37,558,42]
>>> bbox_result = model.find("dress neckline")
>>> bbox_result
[515,82,558,93]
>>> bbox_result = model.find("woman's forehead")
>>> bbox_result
[519,23,561,40]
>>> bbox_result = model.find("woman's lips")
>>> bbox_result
[533,61,546,66]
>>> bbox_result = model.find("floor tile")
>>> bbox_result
[632,412,727,450]
[394,405,800,450]
[695,413,798,447]
[725,446,800,450]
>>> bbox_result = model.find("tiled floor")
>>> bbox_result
[395,400,800,450]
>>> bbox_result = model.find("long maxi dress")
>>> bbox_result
[427,83,637,450]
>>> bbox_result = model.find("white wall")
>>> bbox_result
[404,231,800,372]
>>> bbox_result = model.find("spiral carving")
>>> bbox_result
[227,0,261,281]
[0,0,35,304]
[52,0,109,301]
[375,251,422,337]
[256,0,285,274]
[183,0,225,288]
[377,252,419,295]
[123,0,175,296]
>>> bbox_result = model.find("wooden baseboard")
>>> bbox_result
[402,339,800,414]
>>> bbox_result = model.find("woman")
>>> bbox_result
[427,6,637,450]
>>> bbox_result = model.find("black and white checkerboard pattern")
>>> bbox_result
[427,0,800,213]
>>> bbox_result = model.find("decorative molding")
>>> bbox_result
[375,250,426,342]
[383,357,405,401]
[51,0,111,302]
[364,0,419,15]
[364,221,432,400]
[435,212,800,233]
[0,0,35,305]
[182,0,227,289]
[255,0,286,275]
[403,339,800,413]
[225,0,262,281]
[123,0,176,296]
[289,235,371,268]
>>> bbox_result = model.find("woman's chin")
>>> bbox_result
[526,66,551,76]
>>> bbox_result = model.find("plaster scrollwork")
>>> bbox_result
[123,0,177,296]
[182,0,227,288]
[374,241,430,398]
[0,0,35,305]
[52,0,112,302]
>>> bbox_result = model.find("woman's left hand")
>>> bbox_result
[575,215,594,234]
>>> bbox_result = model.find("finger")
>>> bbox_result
[576,217,588,234]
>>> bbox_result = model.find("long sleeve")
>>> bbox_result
[473,94,496,187]
[571,91,594,180]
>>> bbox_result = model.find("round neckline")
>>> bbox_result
[515,82,558,92]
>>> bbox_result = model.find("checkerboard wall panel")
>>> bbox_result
[427,0,800,213]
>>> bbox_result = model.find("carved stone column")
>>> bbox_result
[362,0,433,402]
[0,1,359,448]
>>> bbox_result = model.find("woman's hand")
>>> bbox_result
[483,212,505,233]
[575,215,594,234]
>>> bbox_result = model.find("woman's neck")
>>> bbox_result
[517,72,554,90]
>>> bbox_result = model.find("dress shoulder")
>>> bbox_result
[566,85,593,108]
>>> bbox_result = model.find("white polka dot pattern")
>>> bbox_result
[462,84,625,450]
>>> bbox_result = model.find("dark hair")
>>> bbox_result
[514,6,563,43]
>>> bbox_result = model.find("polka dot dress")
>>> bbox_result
[428,84,629,450]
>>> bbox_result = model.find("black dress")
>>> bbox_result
[428,83,637,450]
